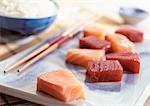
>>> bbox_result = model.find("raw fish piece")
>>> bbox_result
[79,36,111,51]
[106,52,140,73]
[105,33,135,52]
[37,69,85,102]
[66,48,105,67]
[115,26,144,42]
[86,60,123,83]
[84,24,105,40]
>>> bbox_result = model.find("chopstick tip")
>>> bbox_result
[3,70,6,74]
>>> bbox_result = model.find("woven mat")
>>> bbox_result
[0,24,63,61]
[0,1,150,106]
[0,94,41,106]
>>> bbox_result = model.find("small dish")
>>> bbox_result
[119,7,149,25]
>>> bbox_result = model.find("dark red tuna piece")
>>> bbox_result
[106,52,140,73]
[79,36,111,51]
[115,26,144,42]
[86,60,123,83]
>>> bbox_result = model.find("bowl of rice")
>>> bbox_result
[0,0,58,42]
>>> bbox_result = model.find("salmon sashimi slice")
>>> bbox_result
[66,48,105,67]
[37,69,85,102]
[83,24,105,40]
[106,52,140,73]
[105,33,135,53]
[79,36,111,51]
[86,60,123,83]
[115,26,144,42]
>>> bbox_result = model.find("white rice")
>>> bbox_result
[0,0,57,18]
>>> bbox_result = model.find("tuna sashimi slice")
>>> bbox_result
[115,26,144,42]
[86,60,123,83]
[105,33,135,53]
[106,52,140,73]
[66,48,105,67]
[83,24,105,40]
[79,36,111,51]
[37,69,85,102]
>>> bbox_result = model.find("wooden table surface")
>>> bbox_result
[0,1,150,106]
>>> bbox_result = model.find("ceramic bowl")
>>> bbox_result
[0,0,58,43]
[119,7,149,25]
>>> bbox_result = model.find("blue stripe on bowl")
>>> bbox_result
[0,15,57,35]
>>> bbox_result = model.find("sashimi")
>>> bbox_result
[86,60,123,83]
[105,33,135,52]
[86,60,123,82]
[83,24,105,40]
[37,69,85,102]
[66,48,105,67]
[106,52,140,73]
[79,36,111,51]
[115,26,144,42]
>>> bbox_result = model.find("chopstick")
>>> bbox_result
[3,35,64,73]
[17,36,70,73]
[4,16,99,74]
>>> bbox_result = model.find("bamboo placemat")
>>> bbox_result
[0,24,63,61]
[0,93,41,106]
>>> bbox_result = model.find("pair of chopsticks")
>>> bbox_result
[4,16,99,74]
